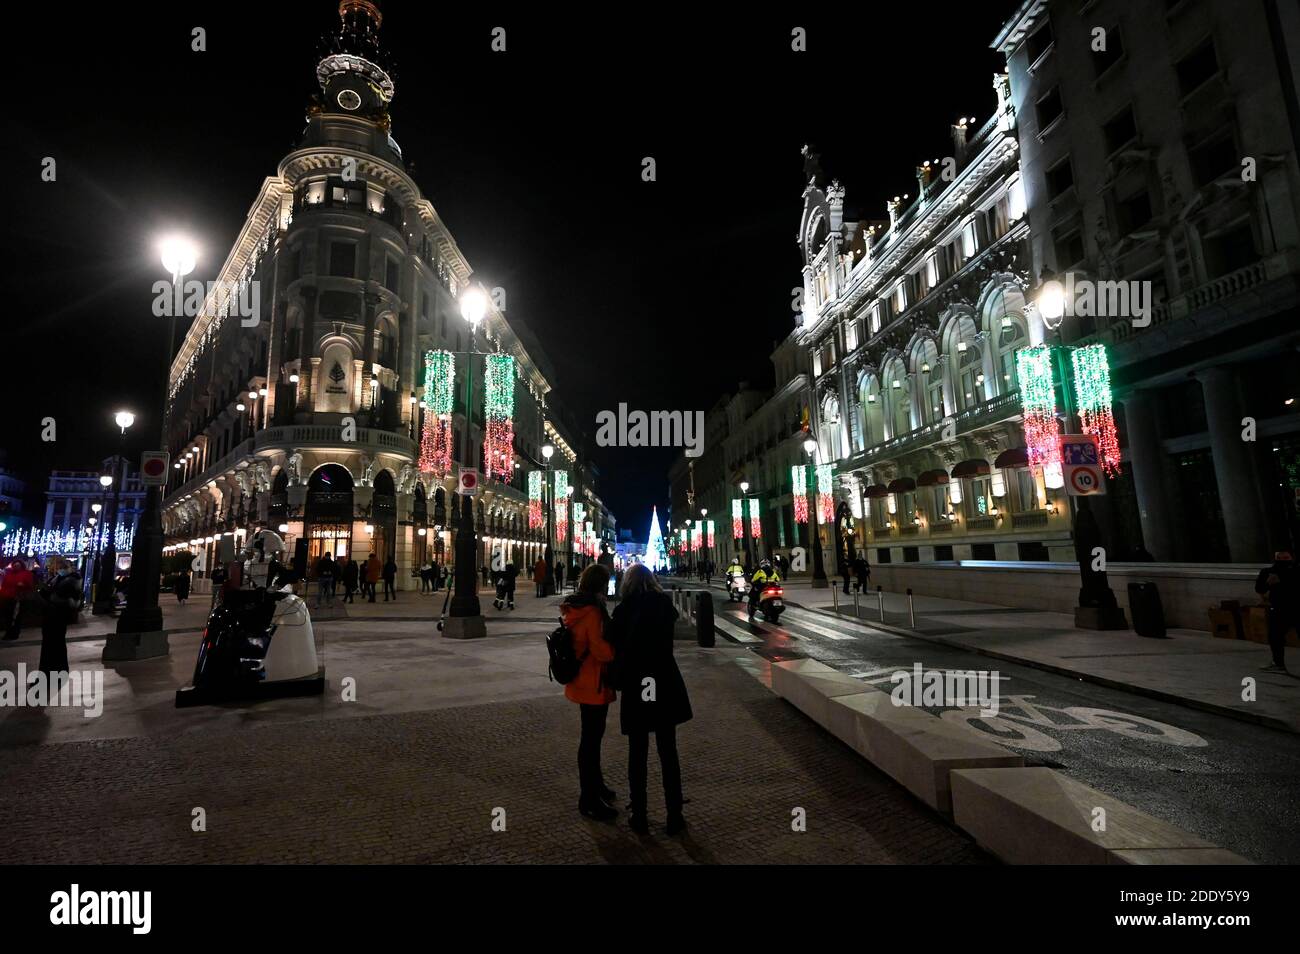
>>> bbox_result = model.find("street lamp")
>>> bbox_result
[541,441,556,596]
[803,436,829,587]
[109,235,197,659]
[445,285,488,637]
[738,480,756,569]
[94,408,133,614]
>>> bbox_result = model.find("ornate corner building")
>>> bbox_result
[673,0,1300,578]
[160,1,614,583]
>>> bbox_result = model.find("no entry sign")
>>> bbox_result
[457,467,478,495]
[1060,435,1105,496]
[140,451,171,486]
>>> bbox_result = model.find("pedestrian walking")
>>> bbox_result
[853,554,871,594]
[315,552,336,607]
[504,561,518,609]
[607,563,693,836]
[175,566,191,605]
[436,562,446,591]
[420,560,432,593]
[555,561,565,593]
[1255,549,1298,672]
[560,563,617,821]
[533,557,546,598]
[1,558,36,640]
[36,557,80,678]
[365,553,381,603]
[382,554,397,601]
[341,555,358,603]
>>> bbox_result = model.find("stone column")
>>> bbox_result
[1195,366,1269,562]
[1120,390,1179,561]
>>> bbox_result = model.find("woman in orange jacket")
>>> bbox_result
[561,563,617,820]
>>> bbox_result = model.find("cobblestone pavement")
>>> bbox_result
[0,602,987,864]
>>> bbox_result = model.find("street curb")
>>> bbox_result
[785,598,1300,737]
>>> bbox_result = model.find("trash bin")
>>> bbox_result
[695,591,715,647]
[1128,581,1166,639]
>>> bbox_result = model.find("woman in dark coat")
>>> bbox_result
[38,557,80,676]
[175,567,191,605]
[607,564,693,836]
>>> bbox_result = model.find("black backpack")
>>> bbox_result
[546,621,583,684]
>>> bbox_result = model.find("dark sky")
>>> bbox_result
[2,1,1019,540]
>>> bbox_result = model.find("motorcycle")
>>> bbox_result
[748,582,785,623]
[727,572,749,602]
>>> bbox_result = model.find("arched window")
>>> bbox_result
[980,281,1029,396]
[820,394,845,462]
[912,339,943,425]
[943,311,984,411]
[857,373,884,450]
[882,357,911,438]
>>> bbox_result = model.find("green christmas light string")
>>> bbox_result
[482,353,516,480]
[1071,343,1122,477]
[418,349,455,475]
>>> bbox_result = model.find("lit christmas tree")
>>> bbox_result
[646,505,668,571]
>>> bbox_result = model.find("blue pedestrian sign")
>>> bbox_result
[1060,435,1105,496]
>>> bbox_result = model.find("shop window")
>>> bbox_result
[1017,541,1050,561]
[971,543,996,560]
[876,547,892,564]
[934,545,954,562]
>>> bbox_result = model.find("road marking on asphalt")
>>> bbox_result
[711,616,762,643]
[719,609,805,641]
[776,608,855,641]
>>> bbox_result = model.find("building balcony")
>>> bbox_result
[844,390,1021,470]
[165,425,418,505]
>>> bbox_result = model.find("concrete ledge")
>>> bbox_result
[771,658,872,725]
[771,660,1022,815]
[826,690,1022,814]
[951,767,1252,864]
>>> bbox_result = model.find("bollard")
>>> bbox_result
[877,585,886,622]
[696,591,715,647]
[907,587,916,628]
[853,587,860,618]
[831,586,839,612]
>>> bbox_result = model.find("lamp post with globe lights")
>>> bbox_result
[1032,272,1124,628]
[444,286,487,638]
[739,480,756,569]
[803,436,829,587]
[106,236,197,660]
[541,442,557,596]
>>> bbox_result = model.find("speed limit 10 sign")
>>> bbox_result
[1061,435,1105,497]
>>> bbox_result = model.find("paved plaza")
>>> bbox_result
[0,589,987,864]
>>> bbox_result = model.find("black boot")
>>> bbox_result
[579,798,618,822]
[628,812,649,834]
[666,811,687,836]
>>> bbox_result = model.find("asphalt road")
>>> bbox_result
[707,591,1300,864]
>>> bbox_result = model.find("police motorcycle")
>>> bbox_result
[176,530,325,707]
[726,565,749,602]
[746,561,785,623]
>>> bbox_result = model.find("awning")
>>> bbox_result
[951,458,991,479]
[917,469,950,487]
[887,477,916,493]
[994,447,1030,469]
[862,484,889,499]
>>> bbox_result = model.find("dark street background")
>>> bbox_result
[1,2,1020,537]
